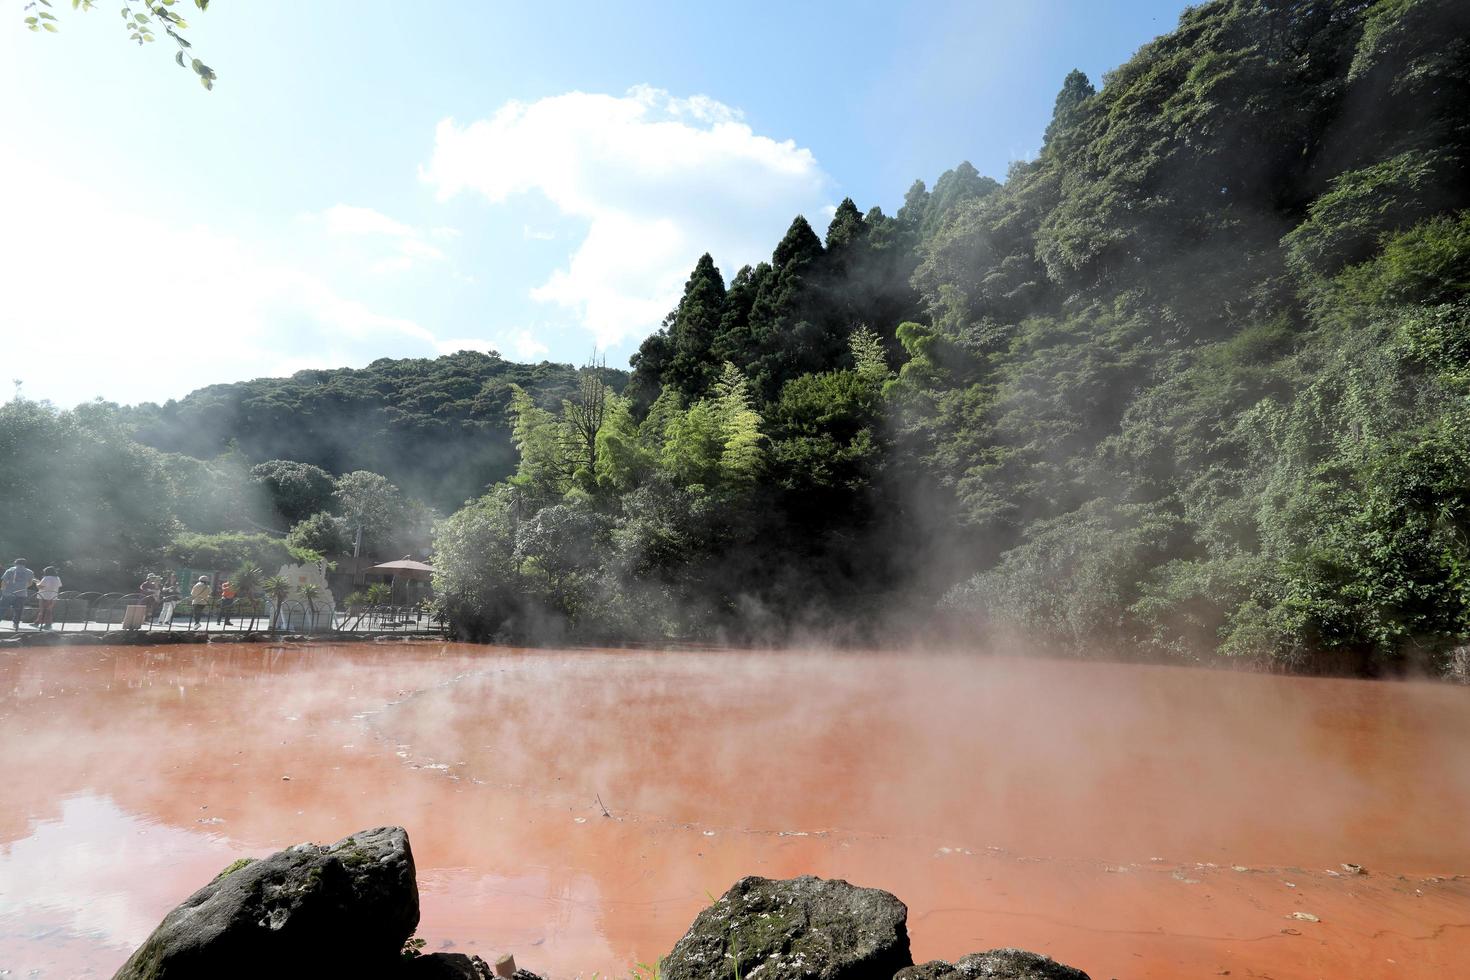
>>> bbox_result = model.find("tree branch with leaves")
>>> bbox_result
[22,0,216,88]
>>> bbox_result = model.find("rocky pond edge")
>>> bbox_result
[113,825,1091,980]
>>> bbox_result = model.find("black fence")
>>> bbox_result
[0,591,445,635]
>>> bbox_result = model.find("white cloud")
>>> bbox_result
[315,203,447,273]
[432,329,547,360]
[0,150,465,408]
[504,329,550,360]
[421,86,832,348]
[321,204,417,239]
[0,793,237,954]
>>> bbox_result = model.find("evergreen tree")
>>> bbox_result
[920,162,1000,239]
[666,254,728,399]
[825,198,869,251]
[897,179,930,231]
[1041,69,1095,156]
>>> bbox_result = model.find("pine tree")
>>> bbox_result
[772,215,824,271]
[825,198,869,251]
[922,162,1000,239]
[667,254,727,397]
[1042,69,1095,156]
[897,179,930,230]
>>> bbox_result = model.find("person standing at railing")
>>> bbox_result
[140,574,162,621]
[218,580,236,626]
[34,567,61,631]
[158,573,181,626]
[189,576,211,629]
[0,559,34,630]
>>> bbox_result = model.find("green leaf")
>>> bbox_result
[38,11,58,19]
[42,21,59,31]
[133,12,149,22]
[199,74,212,91]
[25,16,38,24]
[72,0,81,10]
[174,49,184,66]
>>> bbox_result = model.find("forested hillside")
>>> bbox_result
[121,351,628,511]
[435,0,1470,675]
[0,352,625,586]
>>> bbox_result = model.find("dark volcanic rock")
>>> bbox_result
[16,630,68,645]
[895,949,1090,980]
[114,826,419,979]
[402,953,546,980]
[662,875,911,980]
[404,952,495,979]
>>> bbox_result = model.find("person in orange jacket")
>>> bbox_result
[218,579,237,626]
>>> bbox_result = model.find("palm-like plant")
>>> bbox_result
[298,582,322,630]
[262,575,292,630]
[232,564,263,629]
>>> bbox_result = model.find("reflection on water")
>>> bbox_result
[0,794,236,977]
[1,642,1468,979]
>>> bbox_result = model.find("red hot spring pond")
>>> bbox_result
[1,642,1467,979]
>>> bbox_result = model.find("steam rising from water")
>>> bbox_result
[2,642,1468,979]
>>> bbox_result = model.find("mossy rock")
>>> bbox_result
[114,826,418,979]
[662,875,911,980]
[211,857,256,882]
[895,950,1090,980]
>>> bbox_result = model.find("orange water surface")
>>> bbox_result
[1,642,1467,979]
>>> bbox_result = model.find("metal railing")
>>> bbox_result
[1,591,445,635]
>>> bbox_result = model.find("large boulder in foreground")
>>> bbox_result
[896,950,1090,980]
[114,826,419,979]
[662,875,912,980]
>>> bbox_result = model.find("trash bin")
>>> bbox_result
[121,604,148,630]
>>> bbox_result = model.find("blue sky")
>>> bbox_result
[2,0,1188,408]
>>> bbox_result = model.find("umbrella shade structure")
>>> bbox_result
[364,558,435,608]
[368,558,433,580]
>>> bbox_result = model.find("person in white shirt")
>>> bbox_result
[189,576,212,629]
[35,567,62,631]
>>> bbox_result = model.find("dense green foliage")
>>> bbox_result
[0,349,628,588]
[0,398,433,588]
[436,0,1470,675]
[167,531,319,574]
[121,351,628,512]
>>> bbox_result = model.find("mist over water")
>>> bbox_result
[2,642,1467,979]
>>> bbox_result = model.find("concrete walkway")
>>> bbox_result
[0,615,436,637]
